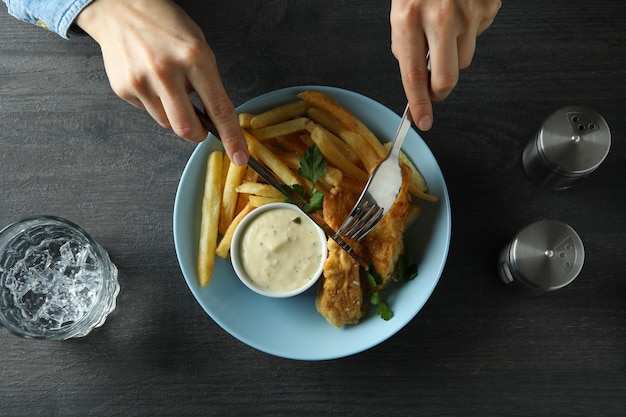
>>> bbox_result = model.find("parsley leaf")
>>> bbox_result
[307,190,325,212]
[290,145,328,213]
[367,256,418,321]
[367,267,393,320]
[397,254,418,281]
[367,267,383,287]
[376,301,393,321]
[369,289,393,321]
[291,184,306,200]
[298,145,327,185]
[370,291,381,305]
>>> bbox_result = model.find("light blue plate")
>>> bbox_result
[173,86,451,360]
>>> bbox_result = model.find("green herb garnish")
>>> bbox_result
[298,144,327,184]
[367,267,393,321]
[397,254,418,281]
[370,291,393,321]
[290,145,327,212]
[367,256,419,321]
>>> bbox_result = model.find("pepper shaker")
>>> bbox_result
[522,106,611,190]
[498,219,585,296]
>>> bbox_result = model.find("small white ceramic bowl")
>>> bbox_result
[230,202,327,298]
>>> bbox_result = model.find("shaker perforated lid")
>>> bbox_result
[509,219,584,291]
[537,106,611,175]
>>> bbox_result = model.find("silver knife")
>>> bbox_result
[193,106,370,271]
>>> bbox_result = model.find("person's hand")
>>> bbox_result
[390,0,501,131]
[75,0,249,165]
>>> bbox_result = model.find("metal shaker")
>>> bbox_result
[522,106,611,190]
[498,219,584,296]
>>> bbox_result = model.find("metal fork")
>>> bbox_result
[335,103,413,242]
[336,51,430,242]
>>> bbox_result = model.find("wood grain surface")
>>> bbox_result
[1,1,625,416]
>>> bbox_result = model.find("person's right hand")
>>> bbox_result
[391,0,501,131]
[75,0,249,165]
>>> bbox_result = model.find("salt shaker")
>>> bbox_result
[498,219,585,296]
[522,106,611,190]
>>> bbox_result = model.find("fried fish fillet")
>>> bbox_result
[361,164,412,288]
[315,186,366,328]
[316,164,413,327]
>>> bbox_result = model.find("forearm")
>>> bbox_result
[3,0,94,38]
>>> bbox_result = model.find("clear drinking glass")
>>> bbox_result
[0,216,119,340]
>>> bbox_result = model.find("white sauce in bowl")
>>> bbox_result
[239,207,324,292]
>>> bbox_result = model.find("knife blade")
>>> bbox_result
[193,105,370,271]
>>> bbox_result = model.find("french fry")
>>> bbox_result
[236,182,284,199]
[250,100,310,129]
[242,165,259,183]
[298,90,386,159]
[244,130,304,187]
[400,156,432,198]
[339,130,380,172]
[197,151,223,287]
[234,190,250,217]
[270,149,301,170]
[306,106,345,136]
[263,142,285,157]
[238,113,255,129]
[221,152,230,189]
[216,203,254,258]
[219,161,247,235]
[404,203,422,231]
[250,117,313,141]
[410,185,439,203]
[264,150,313,195]
[307,107,361,165]
[382,142,438,202]
[310,125,368,182]
[316,124,361,166]
[299,134,314,148]
[248,195,283,207]
[234,166,259,216]
[276,134,309,155]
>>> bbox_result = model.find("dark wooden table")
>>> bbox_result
[2,1,625,415]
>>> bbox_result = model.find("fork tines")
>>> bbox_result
[337,200,384,241]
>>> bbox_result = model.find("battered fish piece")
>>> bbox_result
[361,164,412,287]
[316,239,365,327]
[316,187,366,327]
[316,164,413,327]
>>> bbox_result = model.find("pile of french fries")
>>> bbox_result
[197,90,437,287]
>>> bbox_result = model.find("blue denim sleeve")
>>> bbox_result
[3,0,94,39]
